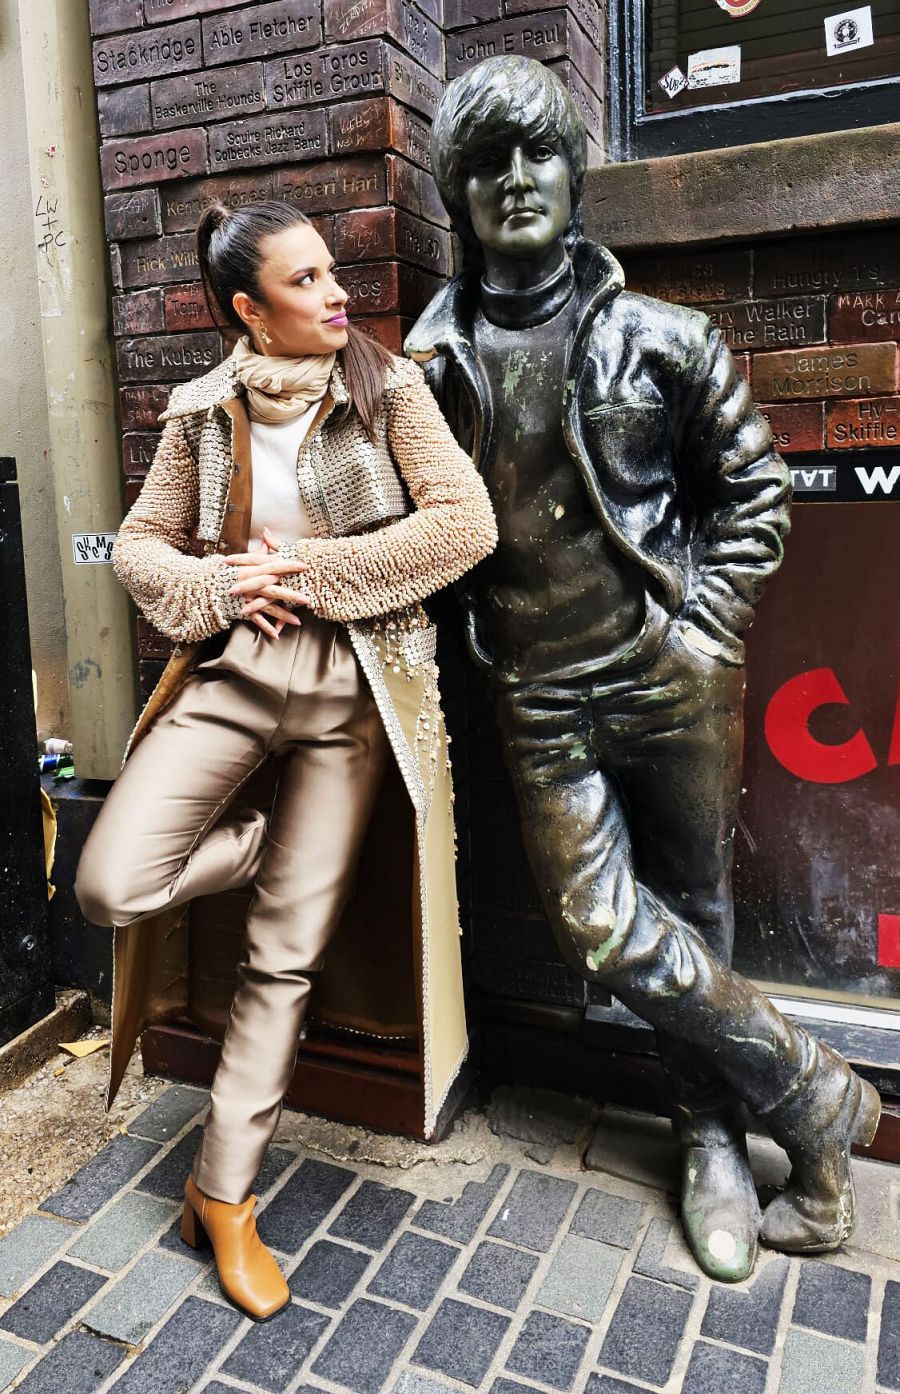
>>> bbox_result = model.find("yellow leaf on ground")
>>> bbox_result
[59,1039,110,1058]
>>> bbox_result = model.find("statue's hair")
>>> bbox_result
[430,57,587,262]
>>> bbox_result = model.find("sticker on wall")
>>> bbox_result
[658,65,688,99]
[72,533,117,564]
[715,0,763,15]
[824,6,874,57]
[687,45,741,88]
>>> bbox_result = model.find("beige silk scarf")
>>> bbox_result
[232,334,335,424]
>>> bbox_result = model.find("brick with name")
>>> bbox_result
[329,97,430,170]
[386,153,449,228]
[626,249,752,305]
[210,109,328,171]
[755,232,900,298]
[752,343,897,402]
[827,396,900,449]
[98,84,151,139]
[202,0,321,67]
[120,384,170,429]
[89,0,143,35]
[699,296,826,350]
[324,0,443,76]
[547,58,603,147]
[101,129,207,190]
[273,155,386,215]
[123,432,162,476]
[161,171,274,233]
[756,402,825,454]
[105,189,162,242]
[117,331,220,382]
[447,11,600,99]
[265,38,383,108]
[93,20,201,87]
[352,313,412,354]
[335,206,451,275]
[444,0,501,28]
[119,233,201,286]
[152,63,266,130]
[113,289,165,337]
[164,283,216,331]
[145,0,232,20]
[506,0,601,50]
[829,289,900,344]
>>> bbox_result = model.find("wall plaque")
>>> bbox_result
[756,402,825,454]
[112,289,165,337]
[99,84,151,139]
[273,156,386,214]
[265,38,382,107]
[93,21,201,87]
[829,289,900,345]
[624,249,752,304]
[201,1,321,67]
[100,129,207,190]
[323,0,443,76]
[699,296,826,350]
[151,63,266,130]
[117,331,220,382]
[826,396,900,449]
[161,171,274,233]
[119,233,201,286]
[210,109,328,170]
[104,189,162,242]
[756,233,900,298]
[752,343,897,402]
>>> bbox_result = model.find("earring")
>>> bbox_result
[257,322,272,347]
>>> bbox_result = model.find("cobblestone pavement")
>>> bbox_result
[0,1079,898,1394]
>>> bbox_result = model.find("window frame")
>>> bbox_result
[609,0,900,161]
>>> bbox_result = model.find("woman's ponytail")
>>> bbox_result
[196,201,233,331]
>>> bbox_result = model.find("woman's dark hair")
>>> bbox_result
[196,199,393,441]
[431,56,587,267]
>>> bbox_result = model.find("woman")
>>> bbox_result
[75,199,497,1322]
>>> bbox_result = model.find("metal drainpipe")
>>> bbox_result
[17,0,138,780]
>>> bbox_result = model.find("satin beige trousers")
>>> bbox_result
[75,616,389,1202]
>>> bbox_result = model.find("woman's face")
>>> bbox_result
[233,223,349,357]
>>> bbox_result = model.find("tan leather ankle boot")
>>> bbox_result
[181,1174,289,1321]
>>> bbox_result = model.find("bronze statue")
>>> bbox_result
[406,55,880,1282]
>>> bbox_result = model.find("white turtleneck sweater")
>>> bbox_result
[247,400,321,550]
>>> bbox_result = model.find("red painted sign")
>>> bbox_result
[715,0,763,13]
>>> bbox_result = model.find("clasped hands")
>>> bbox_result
[224,526,312,640]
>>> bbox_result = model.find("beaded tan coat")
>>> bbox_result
[106,348,497,1139]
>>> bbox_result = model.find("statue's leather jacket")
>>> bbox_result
[405,237,792,675]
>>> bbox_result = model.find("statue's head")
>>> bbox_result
[431,56,587,267]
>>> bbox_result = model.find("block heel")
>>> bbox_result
[180,1197,208,1250]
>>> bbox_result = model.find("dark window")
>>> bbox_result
[611,0,900,158]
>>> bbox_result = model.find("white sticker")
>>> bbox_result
[72,532,117,564]
[687,45,742,88]
[658,65,688,99]
[824,6,874,56]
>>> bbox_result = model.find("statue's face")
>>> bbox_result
[464,137,571,259]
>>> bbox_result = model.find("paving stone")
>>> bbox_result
[111,1295,243,1393]
[0,1338,32,1387]
[222,1302,331,1392]
[0,1215,74,1298]
[157,1211,210,1263]
[412,1296,510,1388]
[82,1250,196,1344]
[414,1163,510,1243]
[778,1328,865,1394]
[136,1125,202,1201]
[312,1297,417,1393]
[792,1261,871,1342]
[328,1180,416,1251]
[879,1279,900,1390]
[68,1191,176,1271]
[41,1135,160,1220]
[486,1169,577,1252]
[505,1309,590,1390]
[598,1275,692,1387]
[255,1146,296,1196]
[701,1255,789,1355]
[128,1084,208,1141]
[569,1186,644,1250]
[537,1233,624,1321]
[367,1231,458,1310]
[457,1240,538,1312]
[257,1159,355,1254]
[395,1374,461,1394]
[0,1260,108,1343]
[633,1216,699,1291]
[290,1239,371,1309]
[584,1379,649,1394]
[683,1341,768,1394]
[11,1330,126,1394]
[491,1382,544,1394]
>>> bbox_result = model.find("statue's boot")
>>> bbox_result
[596,890,880,1256]
[658,1038,759,1281]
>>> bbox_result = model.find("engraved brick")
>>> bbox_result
[447,12,601,99]
[274,156,387,216]
[547,58,603,149]
[113,288,165,336]
[140,659,166,699]
[752,343,897,402]
[386,153,449,228]
[105,189,162,242]
[120,233,201,285]
[89,0,143,35]
[124,478,143,511]
[698,297,826,352]
[829,288,900,344]
[625,249,752,304]
[120,384,170,429]
[506,0,601,50]
[117,331,219,382]
[137,617,172,658]
[444,0,500,27]
[324,0,443,77]
[826,396,900,449]
[164,282,216,331]
[339,261,441,317]
[202,1,322,67]
[100,129,207,190]
[335,207,451,275]
[93,20,202,87]
[329,97,431,170]
[123,432,162,476]
[151,62,266,131]
[210,108,328,172]
[384,48,443,120]
[266,39,383,108]
[160,170,274,233]
[146,0,235,19]
[757,402,825,454]
[351,314,412,354]
[98,83,151,138]
[755,232,900,298]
